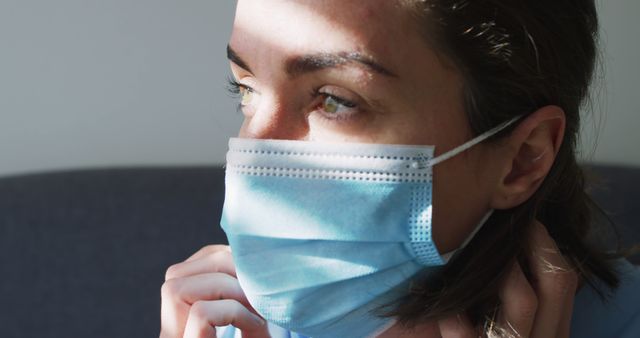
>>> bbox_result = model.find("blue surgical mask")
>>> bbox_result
[221,117,520,338]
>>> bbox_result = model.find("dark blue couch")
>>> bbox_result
[0,165,637,338]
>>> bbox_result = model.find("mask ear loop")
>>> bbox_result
[441,209,494,263]
[429,115,523,263]
[427,115,524,167]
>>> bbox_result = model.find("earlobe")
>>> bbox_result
[490,107,566,210]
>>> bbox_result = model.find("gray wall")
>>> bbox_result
[580,0,640,166]
[1,0,638,178]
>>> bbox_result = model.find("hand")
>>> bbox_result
[438,221,579,338]
[159,245,270,338]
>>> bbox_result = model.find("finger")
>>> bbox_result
[164,273,251,308]
[166,249,236,280]
[498,261,537,337]
[556,275,577,338]
[439,313,477,338]
[527,222,578,338]
[557,288,575,338]
[183,300,269,338]
[185,245,231,263]
[161,273,251,337]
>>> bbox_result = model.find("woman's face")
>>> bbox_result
[228,0,507,252]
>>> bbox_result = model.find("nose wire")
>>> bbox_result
[244,95,309,140]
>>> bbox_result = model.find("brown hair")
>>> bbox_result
[386,0,621,327]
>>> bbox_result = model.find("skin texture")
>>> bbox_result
[230,0,493,253]
[159,1,578,337]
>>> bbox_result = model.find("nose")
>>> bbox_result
[239,97,308,140]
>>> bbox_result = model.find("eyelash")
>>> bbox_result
[226,78,360,120]
[226,77,252,112]
[226,77,243,95]
[310,88,359,121]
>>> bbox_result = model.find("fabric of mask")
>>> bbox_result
[221,117,520,338]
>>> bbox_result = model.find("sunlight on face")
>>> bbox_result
[228,0,468,146]
[227,0,499,259]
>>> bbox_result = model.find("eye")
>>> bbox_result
[321,95,356,114]
[239,86,255,106]
[315,88,360,121]
[227,78,259,112]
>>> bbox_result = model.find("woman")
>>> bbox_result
[160,1,640,337]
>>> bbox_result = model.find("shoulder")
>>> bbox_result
[570,259,640,338]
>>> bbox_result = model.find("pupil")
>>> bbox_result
[324,97,339,113]
[241,89,252,105]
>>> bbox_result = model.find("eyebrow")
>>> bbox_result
[227,45,253,73]
[227,45,397,78]
[285,51,397,78]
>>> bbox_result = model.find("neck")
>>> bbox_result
[376,320,440,338]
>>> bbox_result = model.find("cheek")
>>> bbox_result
[430,154,494,254]
[238,119,251,138]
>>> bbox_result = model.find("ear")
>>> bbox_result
[490,106,566,210]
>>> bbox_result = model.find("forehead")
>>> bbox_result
[231,0,422,70]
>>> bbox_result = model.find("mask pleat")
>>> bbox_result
[222,174,424,242]
[232,240,417,295]
[248,259,424,329]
